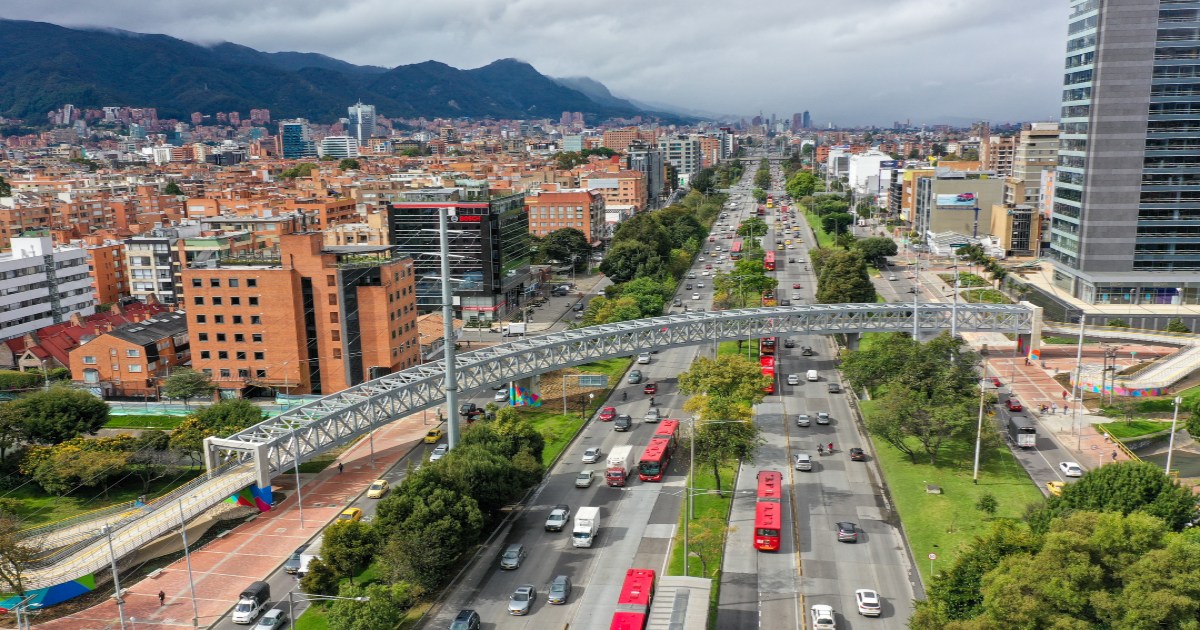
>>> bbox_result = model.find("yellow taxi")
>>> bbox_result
[337,507,363,523]
[1046,481,1066,497]
[367,479,390,499]
[423,428,444,444]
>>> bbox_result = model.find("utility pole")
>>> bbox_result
[440,207,462,449]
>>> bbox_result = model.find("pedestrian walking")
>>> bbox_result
[158,590,166,606]
[337,462,344,474]
[1062,390,1068,401]
[1112,450,1118,461]
[1051,402,1058,414]
[1064,405,1070,414]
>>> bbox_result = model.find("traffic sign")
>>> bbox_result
[928,553,938,560]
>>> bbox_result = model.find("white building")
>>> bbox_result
[0,235,95,342]
[319,136,359,159]
[847,150,895,196]
[657,135,702,178]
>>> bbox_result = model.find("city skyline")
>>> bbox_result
[4,0,1066,125]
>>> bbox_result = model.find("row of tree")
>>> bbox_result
[301,409,545,630]
[810,247,878,304]
[754,158,771,190]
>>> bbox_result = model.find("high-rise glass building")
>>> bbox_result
[279,119,317,159]
[1050,0,1200,306]
[347,102,376,145]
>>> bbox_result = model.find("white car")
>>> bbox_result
[786,374,800,385]
[792,293,802,300]
[575,470,595,488]
[1059,461,1084,477]
[582,447,602,463]
[888,274,898,281]
[429,443,448,461]
[701,270,710,277]
[637,352,651,364]
[696,282,705,288]
[494,389,509,402]
[810,604,837,629]
[855,589,881,616]
[692,293,700,300]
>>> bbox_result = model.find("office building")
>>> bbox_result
[347,102,376,145]
[183,232,419,397]
[1050,0,1200,305]
[525,185,606,244]
[0,235,95,342]
[802,111,812,130]
[657,135,702,181]
[625,141,666,208]
[279,119,317,159]
[387,189,531,323]
[320,136,360,159]
[914,170,1004,239]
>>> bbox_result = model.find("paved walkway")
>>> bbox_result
[34,413,434,630]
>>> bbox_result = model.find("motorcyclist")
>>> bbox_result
[817,444,824,455]
[828,442,834,453]
[622,391,628,402]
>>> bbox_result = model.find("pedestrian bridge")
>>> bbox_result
[23,303,1032,597]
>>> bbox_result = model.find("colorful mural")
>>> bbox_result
[0,572,96,612]
[226,484,272,511]
[1076,380,1169,398]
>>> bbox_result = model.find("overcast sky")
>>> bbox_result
[6,0,1067,126]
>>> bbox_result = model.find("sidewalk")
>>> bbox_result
[34,412,435,630]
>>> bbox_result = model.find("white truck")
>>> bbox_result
[572,506,600,548]
[605,445,633,487]
[501,323,526,336]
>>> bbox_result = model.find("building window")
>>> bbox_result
[247,278,257,288]
[229,278,239,288]
[250,316,261,325]
[255,369,267,379]
[83,355,97,364]
[215,315,224,324]
[234,334,244,343]
[328,294,337,306]
[329,312,338,324]
[193,296,204,305]
[84,368,99,383]
[196,315,206,323]
[233,316,243,325]
[210,278,220,287]
[202,369,212,377]
[327,275,336,287]
[331,330,340,341]
[218,351,229,360]
[125,349,140,358]
[127,364,142,373]
[236,351,247,360]
[333,348,342,359]
[216,333,227,342]
[198,333,209,342]
[238,368,249,379]
[191,278,202,288]
[252,334,263,343]
[200,351,211,359]
[254,351,264,360]
[249,297,259,306]
[231,296,240,306]
[212,296,223,306]
[220,369,231,378]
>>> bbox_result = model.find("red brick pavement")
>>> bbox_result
[35,414,435,630]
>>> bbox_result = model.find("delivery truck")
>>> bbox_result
[572,506,600,548]
[605,445,633,487]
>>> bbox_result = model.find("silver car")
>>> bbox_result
[508,584,537,615]
[548,575,572,605]
[500,543,526,569]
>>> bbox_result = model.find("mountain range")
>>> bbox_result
[0,19,675,124]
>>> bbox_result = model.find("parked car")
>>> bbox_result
[837,521,859,543]
[507,585,537,616]
[544,505,571,532]
[547,575,572,605]
[855,589,882,616]
[499,544,526,569]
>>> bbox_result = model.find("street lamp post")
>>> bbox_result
[1166,396,1184,476]
[177,499,200,628]
[100,525,128,630]
[1072,315,1086,450]
[972,359,988,483]
[290,427,305,529]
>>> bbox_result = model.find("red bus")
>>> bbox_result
[756,205,766,216]
[610,568,656,630]
[760,356,776,394]
[730,240,744,260]
[755,470,783,551]
[760,336,777,356]
[653,419,680,447]
[761,291,778,307]
[764,250,776,271]
[638,431,677,482]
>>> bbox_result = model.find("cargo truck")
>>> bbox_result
[572,506,600,548]
[231,581,271,624]
[605,445,633,487]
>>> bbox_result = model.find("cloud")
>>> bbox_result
[3,0,1067,125]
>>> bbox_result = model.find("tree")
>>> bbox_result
[816,250,876,304]
[337,158,361,170]
[599,241,661,283]
[976,493,999,517]
[612,213,672,257]
[159,368,216,407]
[853,237,898,268]
[280,163,318,179]
[10,387,109,445]
[163,181,183,196]
[128,430,178,493]
[299,557,339,595]
[736,217,769,239]
[327,583,411,630]
[786,171,819,198]
[0,402,22,463]
[169,399,266,458]
[322,520,378,582]
[0,512,41,595]
[821,212,854,236]
[751,188,767,203]
[1028,460,1199,533]
[690,168,715,195]
[1167,318,1191,333]
[541,228,592,271]
[377,484,484,589]
[691,419,763,496]
[677,355,770,404]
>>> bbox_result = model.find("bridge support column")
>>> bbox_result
[844,333,860,351]
[1018,302,1043,361]
[202,436,220,477]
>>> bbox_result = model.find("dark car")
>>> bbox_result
[837,521,859,543]
[801,346,814,356]
[614,414,633,431]
[827,382,841,393]
[450,609,481,630]
[459,402,483,418]
[849,448,866,461]
[784,338,796,348]
[283,543,310,574]
[643,382,658,395]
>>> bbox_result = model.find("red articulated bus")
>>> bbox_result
[761,291,778,307]
[653,419,680,448]
[638,422,678,482]
[760,355,776,394]
[760,336,777,356]
[755,470,783,551]
[764,250,776,271]
[730,240,744,260]
[610,568,656,630]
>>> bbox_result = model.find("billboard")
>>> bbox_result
[936,192,978,208]
[878,160,899,169]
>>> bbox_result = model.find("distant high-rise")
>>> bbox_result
[347,102,376,145]
[792,113,803,131]
[1049,0,1199,306]
[320,136,359,159]
[249,108,271,125]
[279,119,317,159]
[802,111,811,130]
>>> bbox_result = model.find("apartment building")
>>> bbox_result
[284,197,358,229]
[0,234,94,343]
[124,225,202,306]
[625,141,666,208]
[525,185,606,243]
[183,232,419,397]
[70,310,189,399]
[580,165,647,219]
[657,135,702,179]
[80,237,127,304]
[2,300,171,371]
[980,135,1016,177]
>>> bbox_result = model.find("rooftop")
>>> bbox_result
[107,310,189,346]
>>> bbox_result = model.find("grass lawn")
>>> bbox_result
[718,340,760,360]
[667,462,738,627]
[104,414,184,430]
[1042,336,1078,344]
[803,212,835,248]
[515,357,632,466]
[938,272,989,288]
[859,400,1044,584]
[961,289,1012,304]
[8,468,204,527]
[1099,420,1173,440]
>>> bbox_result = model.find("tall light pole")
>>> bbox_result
[972,359,988,483]
[290,427,305,528]
[909,287,919,339]
[100,525,128,630]
[1073,314,1086,449]
[1166,396,1183,476]
[177,499,200,629]
[439,207,462,450]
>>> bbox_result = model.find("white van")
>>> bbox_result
[806,369,819,382]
